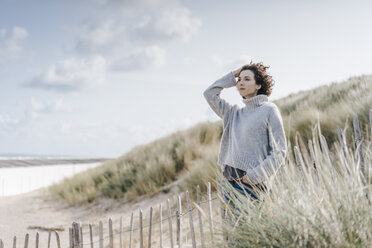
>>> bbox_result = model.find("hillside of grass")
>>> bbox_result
[49,74,372,205]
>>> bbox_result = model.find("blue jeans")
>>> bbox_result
[221,179,267,221]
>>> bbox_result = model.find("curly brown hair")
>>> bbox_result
[239,61,275,96]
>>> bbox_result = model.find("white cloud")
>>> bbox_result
[110,45,166,71]
[0,114,19,125]
[212,55,253,71]
[131,7,201,42]
[25,55,107,92]
[0,26,28,63]
[29,97,72,118]
[74,0,201,71]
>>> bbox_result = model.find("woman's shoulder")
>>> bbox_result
[260,101,279,112]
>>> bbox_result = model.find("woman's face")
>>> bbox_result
[236,69,261,99]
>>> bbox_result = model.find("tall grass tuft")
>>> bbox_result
[217,118,372,247]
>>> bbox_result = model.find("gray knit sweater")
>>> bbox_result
[203,72,287,184]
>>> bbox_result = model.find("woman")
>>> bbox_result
[203,62,287,209]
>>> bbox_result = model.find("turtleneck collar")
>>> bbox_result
[242,94,268,108]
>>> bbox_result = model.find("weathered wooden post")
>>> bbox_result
[12,236,16,248]
[89,224,93,248]
[69,228,73,248]
[353,116,365,177]
[80,227,83,248]
[207,182,214,245]
[24,233,29,248]
[166,199,174,248]
[186,191,197,248]
[129,212,134,248]
[54,231,61,248]
[177,195,182,248]
[99,221,103,248]
[47,231,51,248]
[159,203,163,248]
[148,207,153,248]
[35,232,39,248]
[120,216,123,248]
[139,209,143,248]
[109,218,113,248]
[72,222,81,248]
[196,185,205,248]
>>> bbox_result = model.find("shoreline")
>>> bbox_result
[0,158,110,168]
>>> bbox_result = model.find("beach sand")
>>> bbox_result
[0,184,208,248]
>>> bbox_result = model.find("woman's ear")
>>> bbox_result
[256,84,262,90]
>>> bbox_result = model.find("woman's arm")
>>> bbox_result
[245,105,287,184]
[203,71,238,119]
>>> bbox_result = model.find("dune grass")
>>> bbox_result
[217,118,372,247]
[49,74,372,206]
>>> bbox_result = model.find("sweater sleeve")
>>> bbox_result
[246,105,287,184]
[203,72,237,119]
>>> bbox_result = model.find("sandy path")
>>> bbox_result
[0,185,217,248]
[0,187,179,248]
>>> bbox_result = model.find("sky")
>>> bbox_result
[1,0,372,158]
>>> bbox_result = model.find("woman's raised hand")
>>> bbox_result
[232,67,242,78]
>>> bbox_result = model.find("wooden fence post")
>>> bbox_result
[196,185,205,248]
[35,232,39,248]
[24,233,29,248]
[207,182,214,245]
[69,228,73,248]
[54,231,61,248]
[80,227,83,248]
[353,116,365,177]
[177,195,182,248]
[129,212,134,248]
[72,222,81,248]
[159,203,163,248]
[47,231,51,248]
[99,221,103,248]
[139,209,143,248]
[12,236,16,248]
[186,191,197,248]
[109,218,114,248]
[148,207,153,248]
[166,199,174,248]
[89,224,93,248]
[120,216,123,248]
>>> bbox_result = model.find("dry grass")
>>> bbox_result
[217,120,372,247]
[49,74,372,209]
